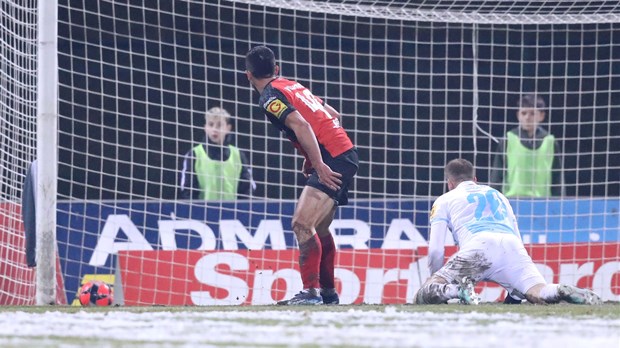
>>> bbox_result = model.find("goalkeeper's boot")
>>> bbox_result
[277,288,323,305]
[557,285,602,305]
[321,288,340,305]
[457,277,480,305]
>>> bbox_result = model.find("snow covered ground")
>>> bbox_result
[1,306,618,347]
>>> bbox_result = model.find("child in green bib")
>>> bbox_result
[490,95,563,197]
[179,107,255,200]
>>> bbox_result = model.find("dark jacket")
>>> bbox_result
[21,160,37,267]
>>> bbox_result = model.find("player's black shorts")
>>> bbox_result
[306,147,358,206]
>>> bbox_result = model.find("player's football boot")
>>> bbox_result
[457,277,480,305]
[277,288,323,305]
[503,294,523,305]
[320,288,340,305]
[557,285,602,305]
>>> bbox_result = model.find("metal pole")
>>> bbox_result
[36,0,59,305]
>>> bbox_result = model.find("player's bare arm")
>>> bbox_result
[428,221,448,275]
[301,103,339,178]
[284,111,342,190]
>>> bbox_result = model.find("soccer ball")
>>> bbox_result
[78,280,113,306]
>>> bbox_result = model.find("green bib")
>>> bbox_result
[504,132,555,197]
[193,144,242,200]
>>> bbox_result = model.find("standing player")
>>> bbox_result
[414,158,602,305]
[245,46,359,305]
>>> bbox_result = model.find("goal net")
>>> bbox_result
[0,0,66,305]
[0,0,39,305]
[2,0,619,305]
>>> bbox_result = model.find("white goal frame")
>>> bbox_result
[26,0,619,305]
[35,0,58,305]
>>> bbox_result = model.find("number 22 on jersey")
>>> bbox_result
[467,190,508,222]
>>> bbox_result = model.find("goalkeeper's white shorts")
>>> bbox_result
[434,232,545,299]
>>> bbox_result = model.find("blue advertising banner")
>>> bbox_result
[56,198,619,302]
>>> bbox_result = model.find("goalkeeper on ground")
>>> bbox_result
[414,158,601,305]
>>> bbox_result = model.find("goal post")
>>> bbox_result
[36,0,59,306]
[1,0,618,305]
[0,0,38,305]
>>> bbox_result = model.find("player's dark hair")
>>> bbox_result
[518,94,546,110]
[445,158,475,183]
[246,46,276,78]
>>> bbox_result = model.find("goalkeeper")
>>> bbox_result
[414,158,601,305]
[245,46,359,305]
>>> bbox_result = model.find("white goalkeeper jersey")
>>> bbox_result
[428,181,545,296]
[430,181,521,250]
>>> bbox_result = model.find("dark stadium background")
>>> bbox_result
[53,0,620,200]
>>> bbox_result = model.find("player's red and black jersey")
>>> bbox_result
[258,77,354,159]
